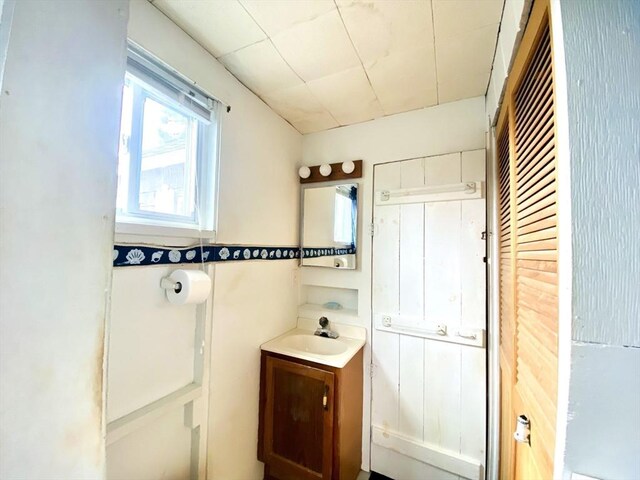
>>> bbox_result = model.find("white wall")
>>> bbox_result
[120,2,302,479]
[0,1,128,478]
[485,0,531,125]
[302,97,487,469]
[555,0,640,478]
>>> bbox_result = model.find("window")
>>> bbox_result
[333,185,356,246]
[116,44,220,235]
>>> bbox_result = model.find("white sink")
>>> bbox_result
[279,334,349,356]
[261,322,366,368]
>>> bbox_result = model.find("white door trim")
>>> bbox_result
[372,427,483,480]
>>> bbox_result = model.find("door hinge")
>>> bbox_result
[369,222,377,237]
[369,363,375,378]
[481,230,487,240]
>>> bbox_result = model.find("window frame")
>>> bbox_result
[115,42,220,239]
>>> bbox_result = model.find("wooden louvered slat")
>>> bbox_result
[514,66,553,133]
[517,258,558,274]
[519,228,557,245]
[517,249,556,262]
[514,34,551,106]
[499,183,510,202]
[516,103,554,164]
[518,215,556,236]
[517,181,555,214]
[514,32,551,104]
[516,123,555,172]
[515,88,554,151]
[516,260,558,285]
[519,311,558,346]
[515,83,553,139]
[517,142,553,186]
[498,117,515,387]
[518,205,556,229]
[518,191,556,221]
[518,238,557,252]
[515,60,553,112]
[517,333,558,401]
[517,266,558,285]
[518,308,558,354]
[517,148,554,196]
[518,272,557,295]
[515,79,554,145]
[499,367,515,480]
[517,288,557,319]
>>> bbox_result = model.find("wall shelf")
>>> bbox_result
[298,303,359,324]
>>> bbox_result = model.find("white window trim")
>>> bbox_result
[115,41,221,241]
[115,219,216,241]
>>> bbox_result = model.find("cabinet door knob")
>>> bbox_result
[323,385,329,410]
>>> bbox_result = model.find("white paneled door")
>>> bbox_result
[371,151,487,480]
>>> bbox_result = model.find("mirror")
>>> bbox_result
[301,183,357,269]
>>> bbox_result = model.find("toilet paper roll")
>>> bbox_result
[165,269,211,305]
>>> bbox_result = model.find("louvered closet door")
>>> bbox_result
[498,120,516,480]
[497,1,559,479]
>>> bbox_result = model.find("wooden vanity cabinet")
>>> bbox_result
[258,348,363,480]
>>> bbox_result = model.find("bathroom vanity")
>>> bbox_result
[258,323,365,480]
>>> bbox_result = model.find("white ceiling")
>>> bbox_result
[150,0,504,134]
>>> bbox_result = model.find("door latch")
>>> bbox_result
[514,415,530,444]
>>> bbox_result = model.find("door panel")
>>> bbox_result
[264,356,335,480]
[497,1,559,478]
[371,150,487,480]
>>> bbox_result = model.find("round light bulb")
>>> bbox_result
[298,166,311,179]
[319,164,332,177]
[342,161,355,174]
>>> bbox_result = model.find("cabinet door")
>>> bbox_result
[264,356,335,480]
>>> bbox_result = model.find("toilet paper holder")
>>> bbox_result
[160,277,182,293]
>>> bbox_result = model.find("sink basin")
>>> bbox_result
[279,334,348,356]
[261,326,365,368]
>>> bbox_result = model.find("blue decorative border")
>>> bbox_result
[113,244,356,267]
[113,244,299,267]
[302,247,356,258]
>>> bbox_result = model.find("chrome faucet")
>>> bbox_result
[314,316,339,339]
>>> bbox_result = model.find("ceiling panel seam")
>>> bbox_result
[236,0,340,128]
[332,0,383,114]
[236,0,305,85]
[237,0,342,128]
[430,0,440,104]
[485,0,507,98]
[235,0,340,133]
[148,1,228,67]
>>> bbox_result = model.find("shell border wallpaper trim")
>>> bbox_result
[113,244,356,267]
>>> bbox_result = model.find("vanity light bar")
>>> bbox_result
[298,160,363,184]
